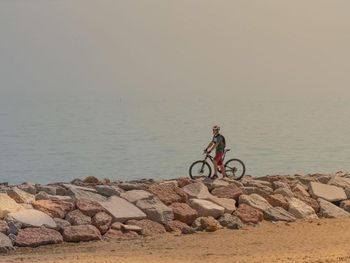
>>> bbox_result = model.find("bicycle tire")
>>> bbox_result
[189,160,212,180]
[224,158,246,180]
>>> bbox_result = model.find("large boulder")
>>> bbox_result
[292,183,310,197]
[169,202,198,225]
[126,219,166,236]
[65,210,91,226]
[62,225,101,242]
[135,198,174,224]
[0,232,13,253]
[18,183,36,195]
[318,198,350,218]
[120,190,153,204]
[63,184,106,202]
[188,199,224,219]
[0,194,26,219]
[274,187,294,198]
[234,204,263,223]
[241,187,270,198]
[147,184,187,205]
[207,196,236,214]
[328,176,350,189]
[16,227,63,247]
[182,183,212,199]
[288,197,318,219]
[309,182,347,202]
[7,187,34,204]
[263,207,296,222]
[95,185,124,197]
[99,196,146,223]
[32,200,74,219]
[293,193,320,213]
[238,194,272,212]
[7,209,56,228]
[211,184,243,200]
[264,194,289,210]
[76,198,104,217]
[92,211,112,234]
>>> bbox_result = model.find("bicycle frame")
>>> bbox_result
[202,151,228,165]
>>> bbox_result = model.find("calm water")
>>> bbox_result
[1,92,350,184]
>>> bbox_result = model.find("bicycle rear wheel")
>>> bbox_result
[224,159,246,180]
[189,160,212,180]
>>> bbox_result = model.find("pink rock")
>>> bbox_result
[62,225,101,242]
[164,220,188,232]
[265,194,289,210]
[211,184,243,200]
[234,204,263,224]
[16,227,63,247]
[32,200,74,219]
[126,219,166,236]
[65,210,91,226]
[169,202,198,225]
[76,198,105,217]
[148,184,187,205]
[103,229,139,240]
[92,211,112,234]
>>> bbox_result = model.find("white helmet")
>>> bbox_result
[212,125,220,131]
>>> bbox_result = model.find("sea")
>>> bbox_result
[1,90,350,184]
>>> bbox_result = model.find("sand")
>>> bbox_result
[1,218,350,263]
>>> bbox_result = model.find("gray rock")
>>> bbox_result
[63,184,106,202]
[7,234,16,245]
[7,209,57,228]
[181,225,196,234]
[318,198,350,218]
[238,194,272,212]
[0,232,14,253]
[7,187,34,204]
[288,197,318,219]
[18,183,36,195]
[135,198,174,224]
[35,191,50,201]
[36,185,57,195]
[263,207,296,222]
[65,210,91,226]
[218,214,243,229]
[95,185,124,197]
[6,221,21,235]
[188,199,225,219]
[309,182,347,202]
[118,182,147,191]
[99,196,146,223]
[120,190,153,204]
[53,218,71,232]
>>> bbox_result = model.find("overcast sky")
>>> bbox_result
[1,0,350,100]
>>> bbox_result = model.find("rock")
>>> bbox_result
[182,183,212,199]
[177,178,193,188]
[147,184,187,205]
[294,193,320,213]
[309,182,347,202]
[0,194,26,219]
[65,210,91,226]
[245,179,272,188]
[241,187,270,198]
[192,216,220,232]
[298,175,317,185]
[35,191,50,201]
[6,221,21,235]
[53,185,68,196]
[181,226,196,234]
[188,199,224,219]
[103,229,139,240]
[36,185,57,195]
[328,176,350,189]
[317,175,332,184]
[318,198,350,218]
[16,227,63,247]
[32,200,74,219]
[118,182,147,191]
[288,197,318,219]
[263,207,296,222]
[274,187,295,198]
[99,196,146,223]
[110,222,123,230]
[18,183,36,195]
[207,196,236,214]
[76,198,104,217]
[345,188,350,199]
[7,234,16,245]
[7,187,35,204]
[92,212,112,234]
[120,190,153,204]
[164,220,189,232]
[292,183,310,197]
[265,194,289,210]
[63,184,106,202]
[83,176,100,185]
[234,204,263,224]
[7,209,57,228]
[272,181,290,190]
[135,197,174,223]
[126,219,166,236]
[121,224,143,234]
[53,218,71,232]
[211,184,243,200]
[238,194,272,212]
[169,202,198,225]
[340,200,350,212]
[0,232,14,253]
[218,214,243,229]
[0,221,8,234]
[63,225,101,242]
[95,185,124,197]
[209,179,230,190]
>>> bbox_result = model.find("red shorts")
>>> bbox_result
[214,153,224,166]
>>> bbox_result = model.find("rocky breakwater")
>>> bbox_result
[1,172,350,252]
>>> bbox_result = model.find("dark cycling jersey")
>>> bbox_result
[212,134,226,154]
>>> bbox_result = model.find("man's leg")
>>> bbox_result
[213,160,218,176]
[220,164,227,177]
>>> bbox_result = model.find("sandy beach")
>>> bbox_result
[2,218,350,263]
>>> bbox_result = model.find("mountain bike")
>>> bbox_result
[189,149,245,180]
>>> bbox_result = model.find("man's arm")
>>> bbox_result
[205,142,217,153]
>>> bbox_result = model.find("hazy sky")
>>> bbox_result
[1,0,350,100]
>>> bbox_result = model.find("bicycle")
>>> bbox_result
[189,149,246,180]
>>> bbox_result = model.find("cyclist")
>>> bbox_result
[204,125,226,178]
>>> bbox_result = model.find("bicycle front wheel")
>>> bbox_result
[224,159,246,180]
[189,160,212,180]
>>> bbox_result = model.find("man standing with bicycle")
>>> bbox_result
[204,125,227,178]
